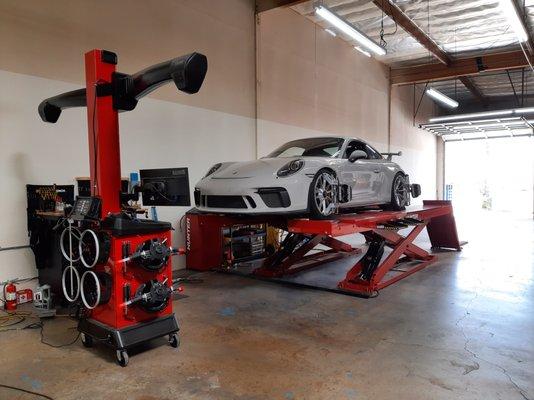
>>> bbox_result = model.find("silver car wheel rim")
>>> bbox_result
[314,172,337,216]
[394,176,408,207]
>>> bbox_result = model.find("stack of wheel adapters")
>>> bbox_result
[60,220,112,311]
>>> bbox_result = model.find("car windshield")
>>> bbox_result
[266,138,344,158]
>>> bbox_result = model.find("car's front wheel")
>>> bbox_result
[309,169,338,219]
[389,173,410,210]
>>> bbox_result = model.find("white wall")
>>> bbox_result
[0,0,256,118]
[0,0,257,286]
[390,85,438,201]
[257,119,386,157]
[0,70,255,283]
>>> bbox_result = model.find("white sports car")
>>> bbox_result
[194,137,420,218]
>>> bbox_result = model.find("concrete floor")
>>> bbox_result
[1,211,533,400]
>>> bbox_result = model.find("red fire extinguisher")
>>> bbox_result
[4,281,17,311]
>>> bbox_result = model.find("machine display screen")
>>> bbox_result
[70,196,101,220]
[140,168,191,207]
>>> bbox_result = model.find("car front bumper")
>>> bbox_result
[194,176,310,214]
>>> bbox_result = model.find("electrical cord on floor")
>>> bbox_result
[0,313,75,400]
[0,309,32,329]
[0,309,81,347]
[38,318,80,348]
[0,383,55,400]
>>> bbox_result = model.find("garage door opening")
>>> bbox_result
[444,136,534,220]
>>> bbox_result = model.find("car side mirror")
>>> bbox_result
[348,150,367,162]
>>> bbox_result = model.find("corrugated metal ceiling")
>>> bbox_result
[291,0,534,102]
[292,0,523,66]
[432,69,534,101]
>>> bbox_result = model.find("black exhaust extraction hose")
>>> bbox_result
[38,52,208,123]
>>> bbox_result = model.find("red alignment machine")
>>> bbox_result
[186,200,461,297]
[38,49,207,366]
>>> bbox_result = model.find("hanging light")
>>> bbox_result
[354,46,371,57]
[315,5,386,56]
[426,88,459,109]
[428,107,534,123]
[324,28,337,37]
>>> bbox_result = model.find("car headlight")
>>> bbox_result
[277,159,304,177]
[205,163,222,177]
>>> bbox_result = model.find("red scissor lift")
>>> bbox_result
[186,200,461,297]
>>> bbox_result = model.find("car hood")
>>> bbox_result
[212,158,299,179]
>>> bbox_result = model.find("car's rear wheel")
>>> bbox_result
[389,173,410,211]
[309,170,338,219]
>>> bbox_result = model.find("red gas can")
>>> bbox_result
[16,289,33,305]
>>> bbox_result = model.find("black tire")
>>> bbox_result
[169,333,180,348]
[116,349,129,367]
[81,333,93,348]
[308,169,338,219]
[389,173,410,211]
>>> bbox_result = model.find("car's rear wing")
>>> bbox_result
[381,151,402,161]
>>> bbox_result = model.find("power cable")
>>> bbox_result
[0,309,81,348]
[0,310,32,328]
[92,83,98,195]
[38,319,81,348]
[379,0,399,48]
[91,80,107,196]
[0,383,55,400]
[146,183,174,202]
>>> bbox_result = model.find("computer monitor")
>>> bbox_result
[77,177,129,197]
[140,168,190,206]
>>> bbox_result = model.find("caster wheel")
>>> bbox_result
[169,333,180,348]
[116,349,129,367]
[81,333,93,348]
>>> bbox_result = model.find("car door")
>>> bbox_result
[363,143,389,203]
[338,140,384,205]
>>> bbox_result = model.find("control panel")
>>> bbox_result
[70,196,102,220]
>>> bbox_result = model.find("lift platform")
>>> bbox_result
[186,200,461,297]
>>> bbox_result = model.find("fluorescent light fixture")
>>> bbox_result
[514,106,534,114]
[315,6,386,56]
[429,110,514,122]
[498,0,529,42]
[354,46,371,57]
[426,88,459,109]
[428,107,534,123]
[325,28,337,37]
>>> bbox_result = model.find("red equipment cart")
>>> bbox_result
[38,49,207,366]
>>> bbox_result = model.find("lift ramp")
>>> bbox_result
[186,200,462,297]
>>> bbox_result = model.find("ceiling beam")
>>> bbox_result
[458,76,487,105]
[391,51,529,85]
[373,0,488,103]
[375,0,534,104]
[255,0,308,13]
